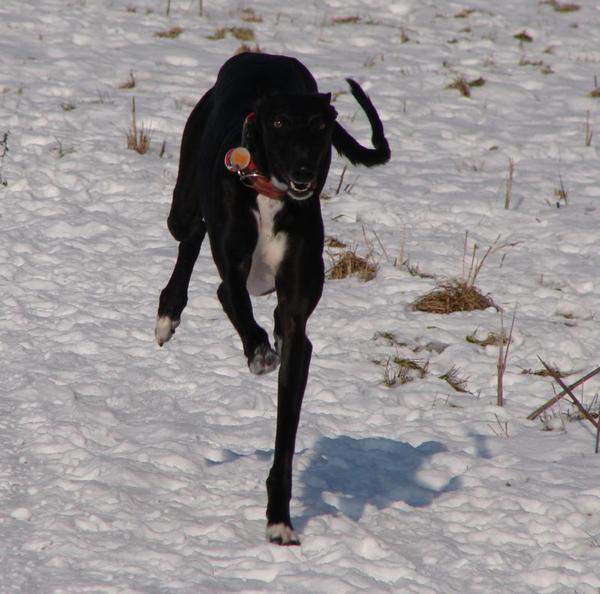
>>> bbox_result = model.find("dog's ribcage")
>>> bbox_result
[246,195,287,296]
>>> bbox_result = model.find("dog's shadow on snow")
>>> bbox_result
[295,436,460,531]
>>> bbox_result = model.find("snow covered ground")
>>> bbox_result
[2,0,600,591]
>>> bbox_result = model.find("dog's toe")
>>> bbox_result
[155,315,179,346]
[266,523,300,546]
[249,344,280,375]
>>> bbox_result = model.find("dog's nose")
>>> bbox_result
[291,165,315,184]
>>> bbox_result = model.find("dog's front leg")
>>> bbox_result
[266,316,314,545]
[265,310,312,545]
[266,253,322,545]
[217,264,279,375]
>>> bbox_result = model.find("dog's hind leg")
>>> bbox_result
[166,88,214,241]
[155,223,206,346]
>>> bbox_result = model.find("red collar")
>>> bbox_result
[224,113,286,201]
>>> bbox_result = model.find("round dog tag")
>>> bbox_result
[225,146,252,172]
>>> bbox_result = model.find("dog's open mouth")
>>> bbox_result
[288,180,315,199]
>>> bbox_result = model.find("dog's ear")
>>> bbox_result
[318,92,337,120]
[241,111,258,147]
[250,90,276,128]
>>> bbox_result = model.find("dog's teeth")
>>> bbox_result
[290,181,309,192]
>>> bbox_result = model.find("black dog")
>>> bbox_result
[156,52,390,544]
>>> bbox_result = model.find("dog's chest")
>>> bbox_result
[246,195,287,296]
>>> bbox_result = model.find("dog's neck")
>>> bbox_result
[224,113,286,201]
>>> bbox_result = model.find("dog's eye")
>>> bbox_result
[272,118,285,129]
[311,117,327,132]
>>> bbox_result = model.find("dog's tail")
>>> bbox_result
[332,79,390,167]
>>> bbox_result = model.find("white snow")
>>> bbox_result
[2,0,600,592]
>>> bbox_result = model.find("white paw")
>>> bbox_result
[266,523,300,546]
[249,344,280,375]
[155,315,179,347]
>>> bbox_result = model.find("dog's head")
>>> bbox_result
[247,93,337,201]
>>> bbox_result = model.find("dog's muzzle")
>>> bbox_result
[286,163,317,200]
[287,179,315,200]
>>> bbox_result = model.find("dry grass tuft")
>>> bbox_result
[504,157,514,209]
[327,249,378,282]
[585,110,594,146]
[514,31,533,43]
[126,97,151,155]
[413,280,495,314]
[0,131,9,187]
[412,234,503,314]
[467,331,507,347]
[543,0,580,12]
[235,43,261,55]
[565,394,600,423]
[154,26,183,39]
[520,366,565,378]
[209,27,255,42]
[454,8,477,18]
[240,7,262,22]
[447,76,472,97]
[447,76,486,98]
[325,236,348,249]
[468,77,486,88]
[439,366,469,392]
[377,353,469,393]
[554,175,569,204]
[380,356,428,387]
[332,16,363,25]
[373,331,408,348]
[119,71,136,90]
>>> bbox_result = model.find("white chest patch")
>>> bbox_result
[246,195,287,296]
